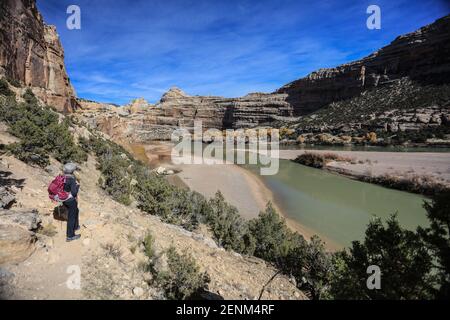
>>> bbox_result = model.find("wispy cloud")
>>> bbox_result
[37,0,449,104]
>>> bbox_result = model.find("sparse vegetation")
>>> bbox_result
[0,90,87,166]
[155,246,210,300]
[361,173,449,196]
[294,79,450,130]
[101,242,123,261]
[293,152,351,168]
[143,232,155,260]
[0,78,15,97]
[38,223,58,237]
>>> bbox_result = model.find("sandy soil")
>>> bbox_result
[134,144,328,245]
[175,162,273,219]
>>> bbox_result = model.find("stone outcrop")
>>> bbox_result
[0,186,15,209]
[0,208,41,265]
[77,87,294,142]
[0,0,78,112]
[277,15,450,116]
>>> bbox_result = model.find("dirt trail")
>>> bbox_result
[0,153,305,300]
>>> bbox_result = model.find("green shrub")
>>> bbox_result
[292,152,348,169]
[0,78,15,97]
[284,235,333,300]
[0,91,86,166]
[98,153,133,205]
[329,214,433,299]
[135,172,173,216]
[248,203,305,263]
[203,191,255,254]
[143,232,155,259]
[418,191,450,299]
[156,247,210,300]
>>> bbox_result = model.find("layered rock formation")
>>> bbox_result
[77,87,294,142]
[0,0,77,112]
[277,14,450,116]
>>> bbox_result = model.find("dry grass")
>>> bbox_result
[362,174,449,196]
[38,223,58,237]
[101,242,123,261]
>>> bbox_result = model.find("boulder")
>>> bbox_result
[0,187,15,209]
[0,209,41,265]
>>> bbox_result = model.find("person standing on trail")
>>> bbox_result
[63,162,81,242]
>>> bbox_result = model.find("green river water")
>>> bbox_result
[241,156,430,249]
[157,142,444,250]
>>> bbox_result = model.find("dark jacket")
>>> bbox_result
[63,174,79,199]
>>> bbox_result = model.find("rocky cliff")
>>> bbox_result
[77,87,294,142]
[277,14,450,116]
[0,0,77,112]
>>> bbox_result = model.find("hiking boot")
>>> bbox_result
[75,226,80,231]
[66,235,81,242]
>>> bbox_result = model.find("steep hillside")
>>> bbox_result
[278,78,450,145]
[0,154,303,300]
[0,86,305,300]
[0,0,78,112]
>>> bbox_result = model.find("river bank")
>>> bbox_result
[123,142,439,250]
[122,141,339,249]
[273,149,450,195]
[174,159,339,248]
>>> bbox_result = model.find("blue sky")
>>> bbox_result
[36,0,449,105]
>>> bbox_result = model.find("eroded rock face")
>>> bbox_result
[0,0,77,112]
[0,209,41,265]
[276,15,450,116]
[77,87,294,142]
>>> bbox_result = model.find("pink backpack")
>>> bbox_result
[48,175,70,202]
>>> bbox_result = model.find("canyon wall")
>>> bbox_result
[0,0,77,112]
[77,87,294,142]
[277,14,450,116]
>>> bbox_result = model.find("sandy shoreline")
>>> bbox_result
[270,149,450,187]
[122,141,328,241]
[174,159,339,245]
